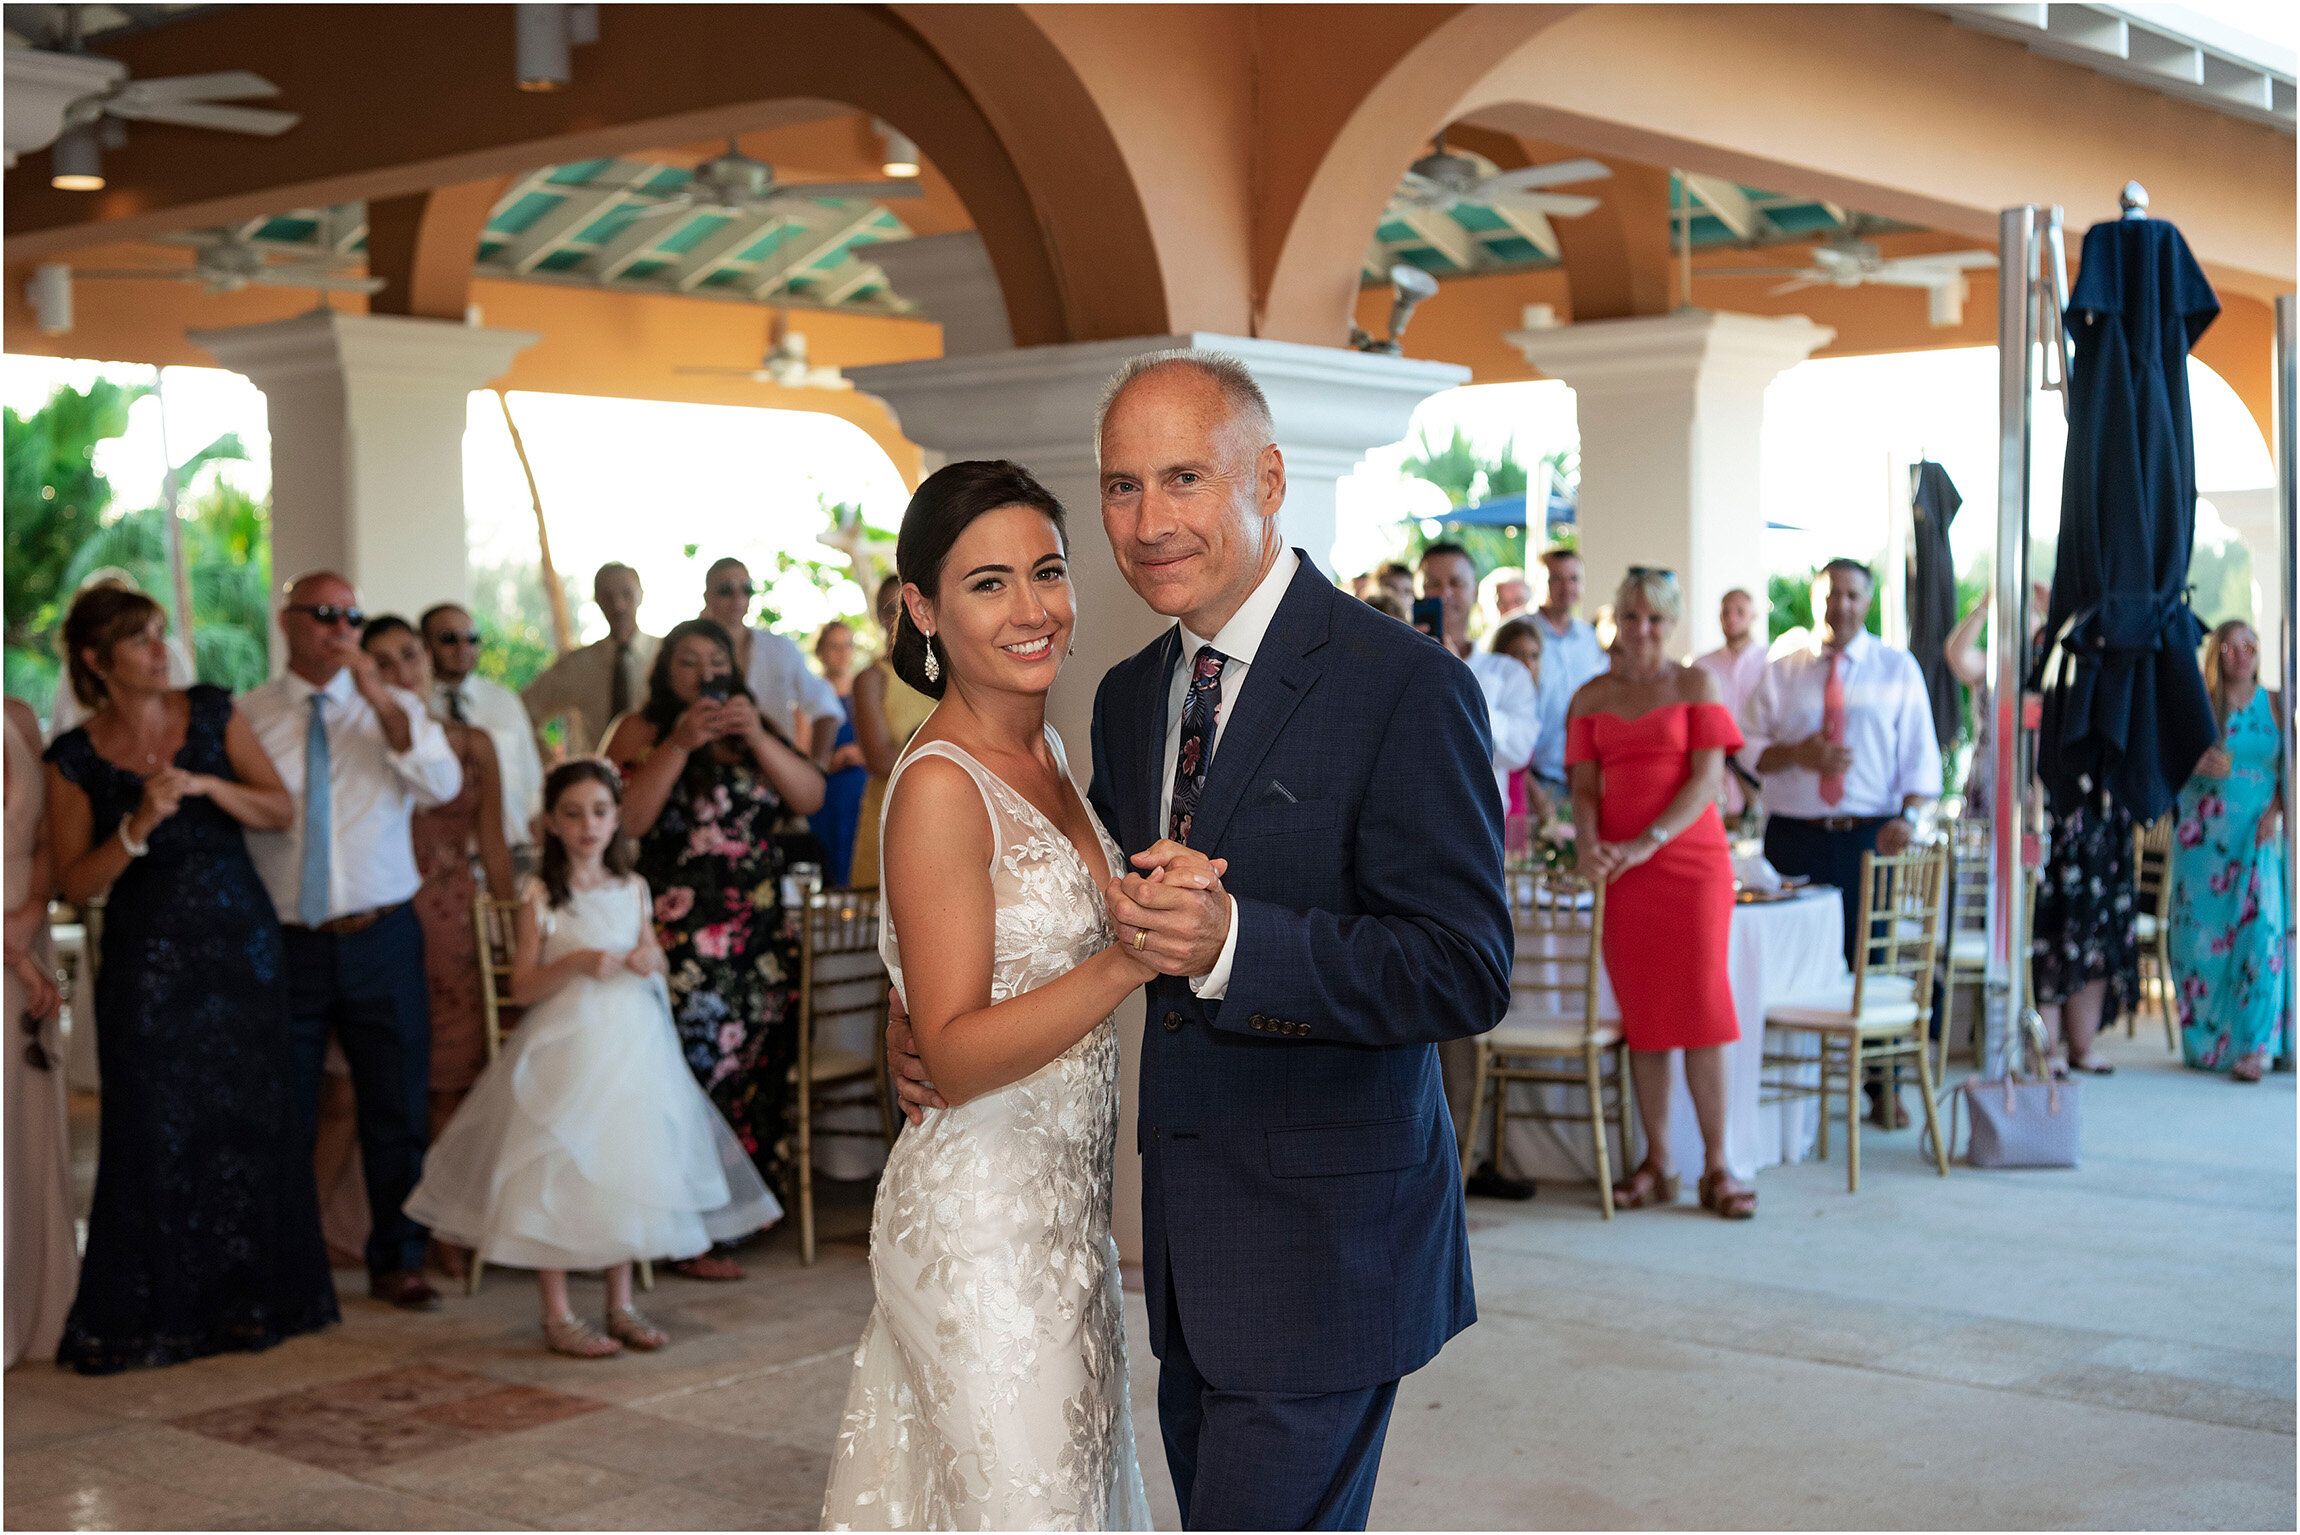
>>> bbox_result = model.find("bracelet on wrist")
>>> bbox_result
[118,821,150,858]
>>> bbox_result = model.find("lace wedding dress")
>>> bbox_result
[821,730,1150,1532]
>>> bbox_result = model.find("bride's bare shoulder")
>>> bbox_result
[882,750,994,877]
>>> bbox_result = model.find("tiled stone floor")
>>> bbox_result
[7,1025,2293,1529]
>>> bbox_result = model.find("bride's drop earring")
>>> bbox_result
[923,637,940,684]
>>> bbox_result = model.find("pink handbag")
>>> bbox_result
[1955,1019,2082,1168]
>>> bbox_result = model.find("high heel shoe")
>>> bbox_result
[604,1305,668,1351]
[542,1313,623,1358]
[1610,1165,1681,1209]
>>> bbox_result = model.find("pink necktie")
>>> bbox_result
[1819,651,1846,807]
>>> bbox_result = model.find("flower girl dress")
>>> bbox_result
[406,876,780,1269]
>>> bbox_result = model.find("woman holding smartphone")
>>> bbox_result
[608,618,825,1279]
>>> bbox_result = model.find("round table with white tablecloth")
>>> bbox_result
[1501,886,1848,1186]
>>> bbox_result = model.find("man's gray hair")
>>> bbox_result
[1094,347,1276,464]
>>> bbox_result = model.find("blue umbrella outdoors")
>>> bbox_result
[2033,205,2221,823]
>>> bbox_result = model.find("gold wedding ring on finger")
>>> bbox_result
[1133,928,1149,951]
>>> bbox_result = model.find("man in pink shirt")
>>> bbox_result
[1692,588,1768,815]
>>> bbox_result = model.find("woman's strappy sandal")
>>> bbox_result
[542,1312,623,1358]
[604,1305,669,1351]
[1610,1165,1681,1210]
[1698,1169,1758,1220]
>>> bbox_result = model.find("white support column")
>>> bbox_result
[1510,310,1832,656]
[2209,486,2283,674]
[851,333,1463,1265]
[190,310,538,618]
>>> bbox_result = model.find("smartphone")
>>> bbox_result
[698,676,733,703]
[1411,597,1443,639]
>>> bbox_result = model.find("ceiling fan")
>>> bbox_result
[673,311,849,390]
[1701,237,1997,325]
[71,230,383,295]
[564,137,923,224]
[1390,134,1612,218]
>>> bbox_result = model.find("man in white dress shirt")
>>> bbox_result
[1738,560,1941,1124]
[242,572,464,1310]
[420,603,544,856]
[1528,547,1611,804]
[521,562,659,755]
[1692,587,1770,817]
[700,557,844,765]
[1420,541,1541,1201]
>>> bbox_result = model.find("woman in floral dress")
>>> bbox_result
[2170,621,2288,1081]
[608,619,823,1278]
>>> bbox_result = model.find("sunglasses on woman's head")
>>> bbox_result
[1626,566,1678,582]
[288,603,365,628]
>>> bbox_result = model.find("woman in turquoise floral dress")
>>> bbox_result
[609,619,824,1275]
[2169,621,2288,1081]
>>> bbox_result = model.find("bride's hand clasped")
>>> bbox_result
[1107,840,1232,978]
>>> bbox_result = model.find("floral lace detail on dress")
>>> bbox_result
[821,729,1149,1532]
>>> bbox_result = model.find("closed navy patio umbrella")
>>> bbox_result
[1907,460,1962,751]
[2034,211,2221,825]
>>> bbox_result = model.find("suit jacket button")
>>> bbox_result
[1163,1011,1184,1033]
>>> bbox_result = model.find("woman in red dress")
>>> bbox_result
[1567,570,1754,1219]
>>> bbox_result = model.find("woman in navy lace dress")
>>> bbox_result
[43,589,336,1373]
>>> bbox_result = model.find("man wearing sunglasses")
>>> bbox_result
[419,603,544,860]
[241,572,464,1311]
[700,557,844,767]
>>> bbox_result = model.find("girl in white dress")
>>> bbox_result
[406,760,780,1357]
[820,462,1223,1531]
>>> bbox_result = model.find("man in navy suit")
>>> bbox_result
[895,349,1511,1529]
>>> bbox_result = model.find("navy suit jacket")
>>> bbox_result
[1087,553,1512,1395]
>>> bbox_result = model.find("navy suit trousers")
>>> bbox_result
[1157,1261,1398,1531]
[282,904,432,1277]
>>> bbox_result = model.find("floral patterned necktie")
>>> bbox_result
[1169,645,1229,845]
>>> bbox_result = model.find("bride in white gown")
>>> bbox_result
[821,463,1215,1531]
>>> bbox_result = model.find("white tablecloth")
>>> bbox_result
[1500,888,1848,1184]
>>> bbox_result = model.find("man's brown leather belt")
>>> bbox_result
[1781,814,1889,833]
[286,902,404,937]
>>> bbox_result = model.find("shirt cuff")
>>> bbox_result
[1187,894,1240,999]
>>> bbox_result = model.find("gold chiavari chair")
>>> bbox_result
[466,892,651,1296]
[1941,819,1992,1087]
[1460,870,1631,1219]
[1763,845,1952,1193]
[2130,816,2178,1049]
[795,888,898,1265]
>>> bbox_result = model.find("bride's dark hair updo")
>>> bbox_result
[890,460,1068,700]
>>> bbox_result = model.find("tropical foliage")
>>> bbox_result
[1397,426,1575,577]
[5,380,270,717]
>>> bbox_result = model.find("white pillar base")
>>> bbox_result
[1510,309,1833,656]
[191,310,538,618]
[851,334,1464,1265]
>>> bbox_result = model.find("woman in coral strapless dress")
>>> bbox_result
[1567,569,1754,1219]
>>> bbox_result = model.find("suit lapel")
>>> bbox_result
[1134,627,1181,850]
[1190,558,1331,857]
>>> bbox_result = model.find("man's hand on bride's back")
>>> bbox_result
[885,987,949,1126]
[1106,840,1232,978]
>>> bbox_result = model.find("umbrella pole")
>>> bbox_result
[2276,295,2296,1072]
[1985,206,2044,1081]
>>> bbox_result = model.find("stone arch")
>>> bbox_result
[1260,3,2291,346]
[1,4,1172,349]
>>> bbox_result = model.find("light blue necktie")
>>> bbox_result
[298,692,332,927]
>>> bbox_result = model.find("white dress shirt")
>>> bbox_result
[1738,629,1942,820]
[430,673,545,843]
[1694,640,1771,814]
[1464,649,1539,807]
[241,668,463,922]
[1530,612,1610,782]
[522,631,660,754]
[745,625,844,740]
[1157,551,1299,1002]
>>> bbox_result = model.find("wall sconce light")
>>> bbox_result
[49,123,103,190]
[875,118,920,179]
[1350,263,1439,354]
[27,264,73,334]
